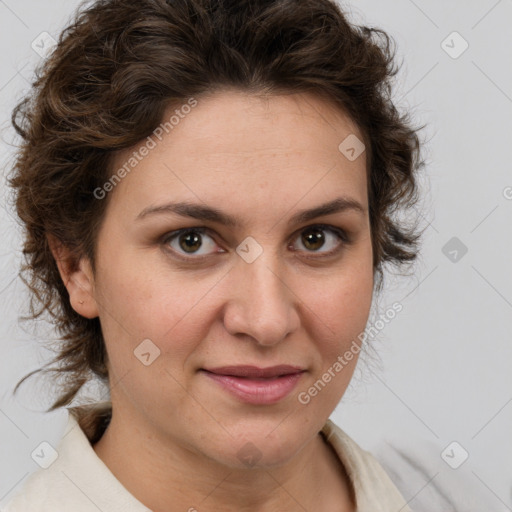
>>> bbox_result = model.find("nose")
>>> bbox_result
[222,249,300,347]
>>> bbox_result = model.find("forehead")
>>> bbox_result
[106,90,368,219]
[155,90,365,169]
[171,89,362,148]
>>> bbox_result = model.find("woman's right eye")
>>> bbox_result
[162,228,223,259]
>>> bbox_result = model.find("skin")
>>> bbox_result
[53,90,374,512]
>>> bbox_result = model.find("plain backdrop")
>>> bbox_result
[1,0,511,509]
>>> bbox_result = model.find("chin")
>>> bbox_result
[210,417,314,470]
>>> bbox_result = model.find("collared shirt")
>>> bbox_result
[3,410,411,512]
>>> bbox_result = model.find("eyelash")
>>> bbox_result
[160,224,351,263]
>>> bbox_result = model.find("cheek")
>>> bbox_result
[93,262,214,415]
[304,251,374,377]
[311,258,373,332]
[296,269,373,412]
[93,257,215,370]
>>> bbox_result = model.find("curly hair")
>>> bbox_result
[9,0,423,422]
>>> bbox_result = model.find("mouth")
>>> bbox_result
[200,365,306,404]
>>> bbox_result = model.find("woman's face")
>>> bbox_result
[83,90,373,468]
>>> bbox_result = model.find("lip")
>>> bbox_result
[203,365,305,378]
[200,365,305,405]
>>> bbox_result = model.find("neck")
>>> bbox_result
[92,409,355,512]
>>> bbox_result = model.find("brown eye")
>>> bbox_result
[179,232,203,253]
[291,225,346,255]
[165,228,219,257]
[302,228,325,251]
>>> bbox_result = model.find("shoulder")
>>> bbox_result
[3,407,149,512]
[321,419,413,512]
[323,421,508,512]
[3,414,95,512]
[373,436,508,511]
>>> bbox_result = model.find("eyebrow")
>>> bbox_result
[136,196,366,227]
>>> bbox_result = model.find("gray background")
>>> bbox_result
[0,0,511,509]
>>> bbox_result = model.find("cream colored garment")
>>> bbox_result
[3,411,411,512]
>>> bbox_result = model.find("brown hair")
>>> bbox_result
[9,0,423,423]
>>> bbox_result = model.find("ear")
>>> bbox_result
[47,234,99,319]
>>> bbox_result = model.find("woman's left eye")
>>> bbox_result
[290,225,347,256]
[162,225,347,260]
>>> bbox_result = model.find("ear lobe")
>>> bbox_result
[47,234,99,319]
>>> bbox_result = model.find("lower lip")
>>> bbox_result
[201,370,304,405]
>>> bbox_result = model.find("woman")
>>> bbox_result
[5,0,422,510]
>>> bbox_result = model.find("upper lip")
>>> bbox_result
[202,365,305,378]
